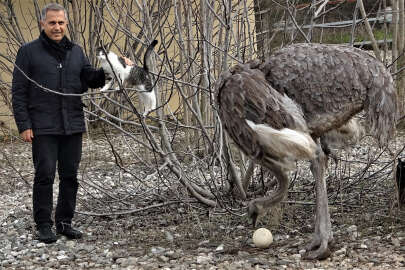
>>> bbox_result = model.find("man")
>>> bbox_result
[12,3,105,243]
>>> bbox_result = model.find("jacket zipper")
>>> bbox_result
[57,62,66,133]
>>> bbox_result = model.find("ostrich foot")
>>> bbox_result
[303,234,334,260]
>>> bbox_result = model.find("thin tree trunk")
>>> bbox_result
[253,0,273,58]
[398,0,405,115]
[357,0,382,60]
[69,0,80,43]
[391,0,398,75]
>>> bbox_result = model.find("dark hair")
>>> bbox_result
[41,3,67,21]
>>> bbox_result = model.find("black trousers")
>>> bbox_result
[32,133,82,227]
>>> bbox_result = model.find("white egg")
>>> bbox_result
[252,228,273,248]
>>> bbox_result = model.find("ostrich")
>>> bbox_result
[215,43,397,259]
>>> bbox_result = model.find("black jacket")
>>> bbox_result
[12,33,105,135]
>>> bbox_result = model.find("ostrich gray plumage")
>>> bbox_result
[260,43,396,144]
[215,43,397,259]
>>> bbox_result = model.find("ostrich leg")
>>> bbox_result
[304,146,334,260]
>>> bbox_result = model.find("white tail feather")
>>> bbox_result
[246,120,317,162]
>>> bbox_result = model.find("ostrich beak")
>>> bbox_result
[248,201,261,228]
[250,212,258,228]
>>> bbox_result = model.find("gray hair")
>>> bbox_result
[41,3,68,21]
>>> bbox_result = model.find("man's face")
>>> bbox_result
[40,10,67,43]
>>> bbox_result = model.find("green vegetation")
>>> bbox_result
[318,28,392,44]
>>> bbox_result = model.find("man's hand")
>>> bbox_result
[21,129,34,143]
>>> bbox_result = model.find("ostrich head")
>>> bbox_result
[248,200,267,227]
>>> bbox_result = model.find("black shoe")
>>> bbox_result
[56,223,83,239]
[37,224,57,244]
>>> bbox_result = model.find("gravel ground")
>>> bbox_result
[0,136,404,270]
